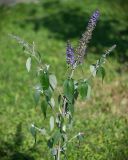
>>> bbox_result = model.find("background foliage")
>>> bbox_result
[0,0,128,159]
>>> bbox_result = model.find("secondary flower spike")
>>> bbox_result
[76,10,100,64]
[66,40,75,66]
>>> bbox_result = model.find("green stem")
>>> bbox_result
[57,141,61,160]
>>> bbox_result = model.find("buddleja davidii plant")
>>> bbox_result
[10,10,116,160]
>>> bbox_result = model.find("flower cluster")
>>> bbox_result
[66,40,75,66]
[76,10,100,64]
[66,10,100,65]
[104,44,116,56]
[88,10,100,28]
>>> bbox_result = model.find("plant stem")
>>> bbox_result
[57,141,61,160]
[56,66,75,160]
[69,68,74,79]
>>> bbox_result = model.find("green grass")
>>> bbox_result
[0,1,128,159]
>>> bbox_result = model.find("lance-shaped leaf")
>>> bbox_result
[58,95,61,105]
[40,71,49,91]
[47,138,54,149]
[63,78,74,102]
[78,81,91,99]
[44,87,53,104]
[90,64,96,77]
[62,124,66,132]
[26,57,31,72]
[53,131,61,145]
[41,99,47,119]
[50,98,55,108]
[68,103,74,115]
[30,124,36,137]
[33,84,42,106]
[50,116,54,131]
[97,66,106,82]
[30,124,36,143]
[49,74,57,90]
[51,148,57,156]
[86,83,91,99]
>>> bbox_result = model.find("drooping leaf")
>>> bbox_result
[68,103,74,115]
[50,116,54,131]
[86,83,91,99]
[47,138,54,148]
[23,46,25,51]
[58,95,61,105]
[53,131,61,145]
[51,148,57,156]
[30,124,36,138]
[34,90,40,106]
[74,89,79,101]
[33,84,42,106]
[50,98,55,108]
[40,71,49,90]
[77,133,84,142]
[49,74,57,90]
[78,81,88,100]
[99,56,105,65]
[26,57,31,72]
[78,81,91,100]
[90,64,96,77]
[97,66,106,82]
[62,125,66,132]
[41,99,47,119]
[63,78,74,102]
[30,124,36,143]
[40,128,47,135]
[44,87,52,103]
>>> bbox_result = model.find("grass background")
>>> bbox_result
[0,0,128,159]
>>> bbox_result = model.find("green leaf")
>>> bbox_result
[53,131,61,145]
[77,133,84,142]
[74,89,79,101]
[69,103,74,115]
[44,87,52,103]
[47,138,54,148]
[26,57,31,72]
[50,116,54,131]
[62,125,66,132]
[34,88,40,106]
[78,81,88,100]
[40,128,47,135]
[50,98,55,108]
[97,67,106,82]
[58,95,61,105]
[99,56,105,65]
[51,148,57,156]
[30,124,36,143]
[90,64,96,77]
[30,124,36,138]
[63,79,74,102]
[49,74,57,90]
[86,84,91,99]
[78,81,91,100]
[40,71,49,90]
[41,99,47,118]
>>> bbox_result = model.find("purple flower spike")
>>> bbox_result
[88,10,100,28]
[66,40,75,66]
[76,10,100,64]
